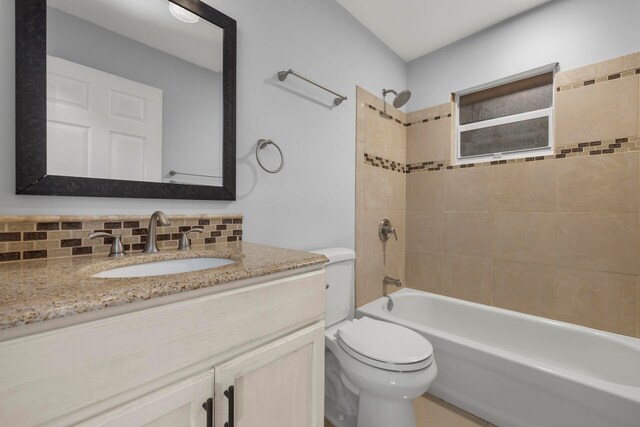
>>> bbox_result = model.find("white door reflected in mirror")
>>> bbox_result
[46,0,224,186]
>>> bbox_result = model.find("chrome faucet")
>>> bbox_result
[378,218,398,241]
[143,211,171,254]
[383,275,402,287]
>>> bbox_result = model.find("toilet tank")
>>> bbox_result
[311,248,355,327]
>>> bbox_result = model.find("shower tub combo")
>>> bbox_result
[358,288,640,427]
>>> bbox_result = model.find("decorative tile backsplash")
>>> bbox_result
[0,215,242,262]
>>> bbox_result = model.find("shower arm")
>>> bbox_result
[381,89,398,117]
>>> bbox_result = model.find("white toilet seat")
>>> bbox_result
[336,317,433,372]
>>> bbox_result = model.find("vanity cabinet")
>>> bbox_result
[78,370,214,427]
[214,323,324,427]
[0,269,325,427]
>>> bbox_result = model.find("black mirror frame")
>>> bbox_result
[15,0,236,200]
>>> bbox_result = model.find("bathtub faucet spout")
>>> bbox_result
[383,275,402,287]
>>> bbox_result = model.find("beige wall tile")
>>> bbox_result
[406,251,443,294]
[492,213,555,265]
[363,165,406,211]
[364,107,406,163]
[439,102,453,117]
[492,160,555,212]
[444,167,492,212]
[442,117,453,164]
[492,260,555,318]
[555,268,637,336]
[555,152,638,213]
[355,162,366,213]
[407,169,444,212]
[407,120,445,163]
[355,251,405,308]
[7,223,35,232]
[596,52,640,77]
[7,242,34,251]
[357,86,384,111]
[414,394,487,427]
[555,64,597,87]
[406,211,443,253]
[444,213,493,258]
[556,213,638,275]
[357,211,405,258]
[407,104,442,123]
[555,76,639,146]
[637,280,640,338]
[443,254,492,305]
[355,254,384,308]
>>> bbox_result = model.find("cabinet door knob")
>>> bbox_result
[224,385,235,427]
[201,397,213,427]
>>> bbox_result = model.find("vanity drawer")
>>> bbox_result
[0,269,325,426]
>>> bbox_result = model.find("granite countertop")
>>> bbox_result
[0,242,327,330]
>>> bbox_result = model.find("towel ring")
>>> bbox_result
[255,139,284,174]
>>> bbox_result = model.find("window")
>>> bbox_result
[454,64,557,164]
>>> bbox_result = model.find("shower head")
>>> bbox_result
[381,88,412,118]
[392,90,411,108]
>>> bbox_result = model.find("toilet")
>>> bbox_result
[313,248,437,427]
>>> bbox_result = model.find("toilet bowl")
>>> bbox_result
[326,318,437,427]
[313,248,437,427]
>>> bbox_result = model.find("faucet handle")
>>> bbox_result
[378,218,398,241]
[177,228,204,251]
[90,232,126,258]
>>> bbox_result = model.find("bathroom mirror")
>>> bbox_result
[15,0,236,200]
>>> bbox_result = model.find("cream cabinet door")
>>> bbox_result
[214,323,325,427]
[77,370,214,427]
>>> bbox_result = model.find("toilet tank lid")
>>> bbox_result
[310,248,355,264]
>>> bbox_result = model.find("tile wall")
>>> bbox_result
[0,215,242,261]
[403,52,640,338]
[355,87,407,307]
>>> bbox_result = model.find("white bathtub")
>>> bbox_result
[357,288,640,427]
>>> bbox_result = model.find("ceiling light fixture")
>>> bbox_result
[169,2,200,24]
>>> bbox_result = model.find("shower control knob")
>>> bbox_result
[378,218,397,241]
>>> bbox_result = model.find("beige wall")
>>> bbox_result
[404,52,640,338]
[356,52,640,339]
[355,87,407,307]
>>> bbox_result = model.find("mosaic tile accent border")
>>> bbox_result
[0,215,243,262]
[407,159,450,172]
[364,136,640,175]
[365,103,452,127]
[557,68,640,92]
[404,113,452,127]
[366,104,404,125]
[363,153,406,173]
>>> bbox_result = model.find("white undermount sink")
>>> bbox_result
[92,257,236,278]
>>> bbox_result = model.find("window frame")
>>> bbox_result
[454,63,558,165]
